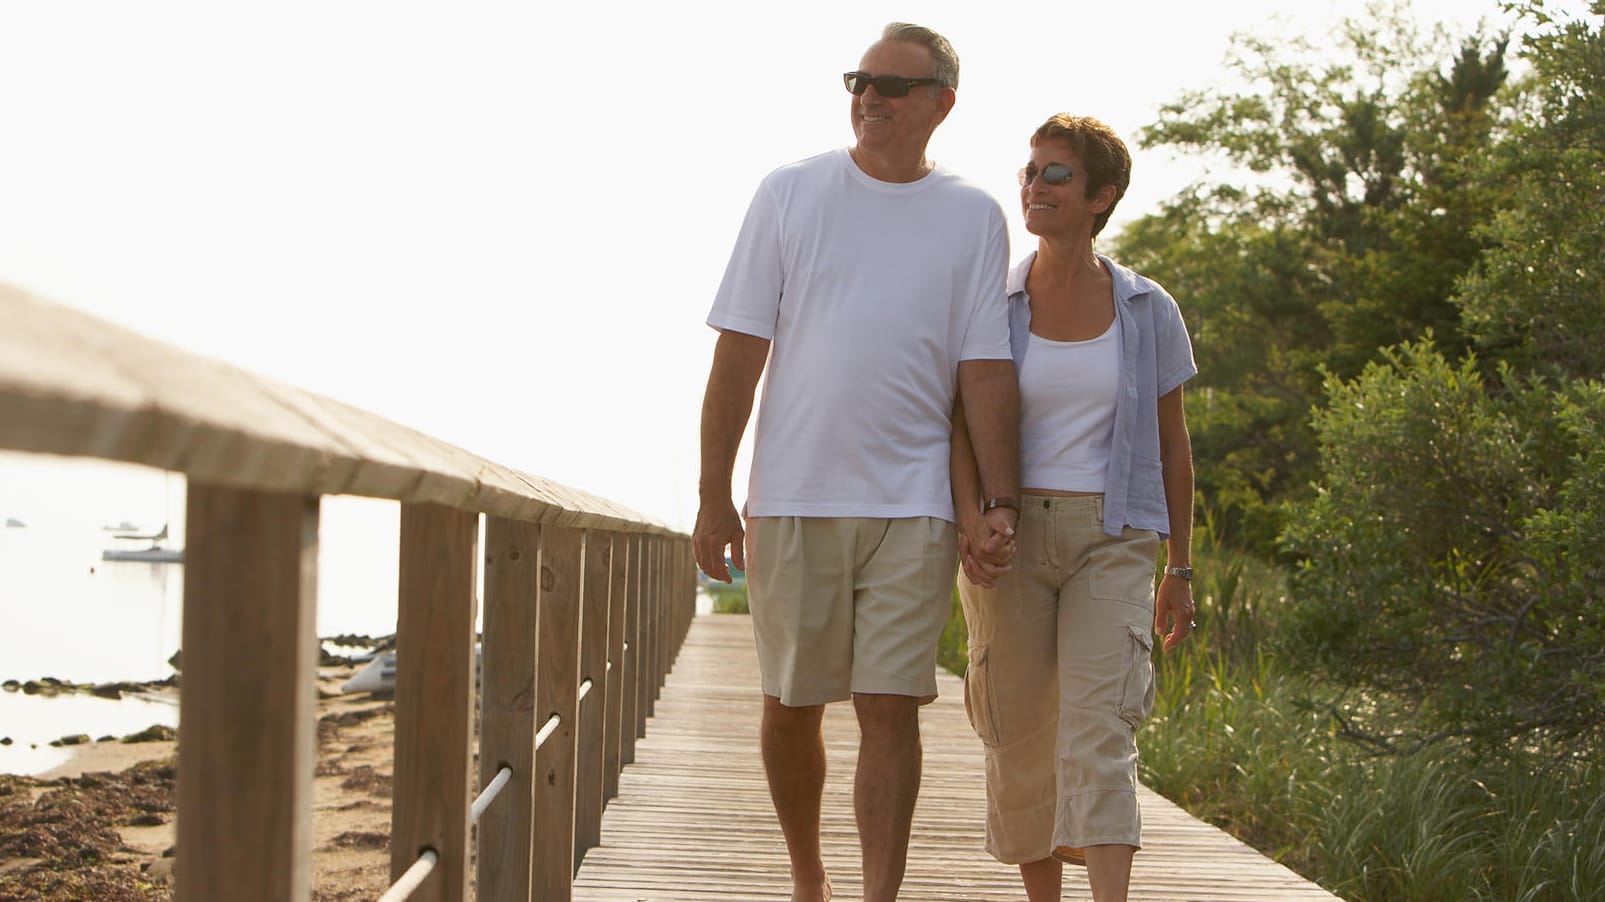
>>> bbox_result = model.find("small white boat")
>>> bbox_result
[340,647,482,695]
[103,523,183,562]
[341,651,397,694]
[102,545,184,562]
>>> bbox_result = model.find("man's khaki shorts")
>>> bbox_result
[745,516,958,707]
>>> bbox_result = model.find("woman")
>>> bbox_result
[951,114,1198,902]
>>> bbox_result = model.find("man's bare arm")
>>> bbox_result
[694,330,770,582]
[956,357,1021,548]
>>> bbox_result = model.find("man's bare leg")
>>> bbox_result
[1084,844,1135,902]
[1020,857,1063,901]
[762,695,831,902]
[853,692,921,902]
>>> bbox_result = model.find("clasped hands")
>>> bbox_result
[958,507,1018,589]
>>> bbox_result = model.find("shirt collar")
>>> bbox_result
[1007,249,1152,305]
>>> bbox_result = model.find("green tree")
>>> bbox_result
[1278,3,1605,750]
[1112,2,1512,552]
[1457,0,1605,382]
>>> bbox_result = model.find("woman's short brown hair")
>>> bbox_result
[1031,114,1131,237]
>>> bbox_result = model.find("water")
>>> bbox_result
[0,453,702,776]
[1,454,406,775]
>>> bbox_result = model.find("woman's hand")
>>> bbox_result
[1155,573,1196,650]
[959,508,1016,589]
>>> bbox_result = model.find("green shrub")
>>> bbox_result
[703,583,749,614]
[936,584,967,677]
[1281,341,1605,749]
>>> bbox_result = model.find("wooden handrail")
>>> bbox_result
[0,281,696,902]
[0,281,674,533]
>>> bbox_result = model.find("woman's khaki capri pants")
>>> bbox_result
[957,494,1160,865]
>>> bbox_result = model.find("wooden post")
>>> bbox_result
[681,538,696,649]
[621,534,644,756]
[601,530,629,802]
[477,516,541,901]
[573,530,612,867]
[176,484,319,902]
[639,536,658,721]
[533,525,583,901]
[647,536,663,713]
[673,538,691,651]
[390,503,479,902]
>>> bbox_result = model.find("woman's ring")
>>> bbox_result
[1189,620,1198,630]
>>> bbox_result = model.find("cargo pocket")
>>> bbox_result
[963,642,1004,747]
[1115,626,1156,728]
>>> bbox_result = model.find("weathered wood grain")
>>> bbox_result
[175,484,319,902]
[391,503,479,902]
[0,281,674,534]
[572,614,1340,902]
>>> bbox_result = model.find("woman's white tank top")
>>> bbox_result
[1018,319,1122,493]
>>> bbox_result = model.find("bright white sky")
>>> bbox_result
[0,0,1562,533]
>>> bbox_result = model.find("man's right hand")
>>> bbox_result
[693,498,746,583]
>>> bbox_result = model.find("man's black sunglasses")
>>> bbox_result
[843,71,942,98]
[1019,163,1074,187]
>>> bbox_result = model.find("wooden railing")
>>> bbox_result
[0,282,696,902]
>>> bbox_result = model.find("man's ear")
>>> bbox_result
[931,86,957,126]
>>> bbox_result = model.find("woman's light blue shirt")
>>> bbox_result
[1007,251,1198,538]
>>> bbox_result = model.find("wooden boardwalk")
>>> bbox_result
[573,613,1338,902]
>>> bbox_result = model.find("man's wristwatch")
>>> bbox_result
[982,497,1018,513]
[1164,565,1194,581]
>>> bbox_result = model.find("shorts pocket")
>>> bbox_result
[1115,626,1156,728]
[963,642,1003,747]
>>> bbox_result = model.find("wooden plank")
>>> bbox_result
[176,484,319,902]
[0,281,677,536]
[477,515,541,901]
[574,530,614,866]
[534,525,585,901]
[390,503,479,902]
[573,614,1341,902]
[602,530,630,803]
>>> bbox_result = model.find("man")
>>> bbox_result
[693,22,1019,902]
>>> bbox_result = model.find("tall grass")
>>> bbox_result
[1138,519,1605,900]
[936,513,1605,899]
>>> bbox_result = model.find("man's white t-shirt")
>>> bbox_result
[707,148,1010,522]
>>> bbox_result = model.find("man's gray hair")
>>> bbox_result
[881,22,959,89]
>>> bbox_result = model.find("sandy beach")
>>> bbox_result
[0,663,398,901]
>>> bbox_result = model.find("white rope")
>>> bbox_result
[470,766,514,823]
[375,849,437,902]
[577,677,594,703]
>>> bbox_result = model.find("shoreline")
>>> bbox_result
[0,663,397,901]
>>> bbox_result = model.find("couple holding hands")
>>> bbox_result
[694,21,1197,902]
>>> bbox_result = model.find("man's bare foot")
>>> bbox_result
[791,877,831,902]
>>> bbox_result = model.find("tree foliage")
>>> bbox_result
[1112,1,1514,551]
[1273,1,1605,750]
[1457,0,1605,382]
[1114,0,1604,748]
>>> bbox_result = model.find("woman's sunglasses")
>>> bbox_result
[843,71,941,98]
[1018,163,1074,187]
